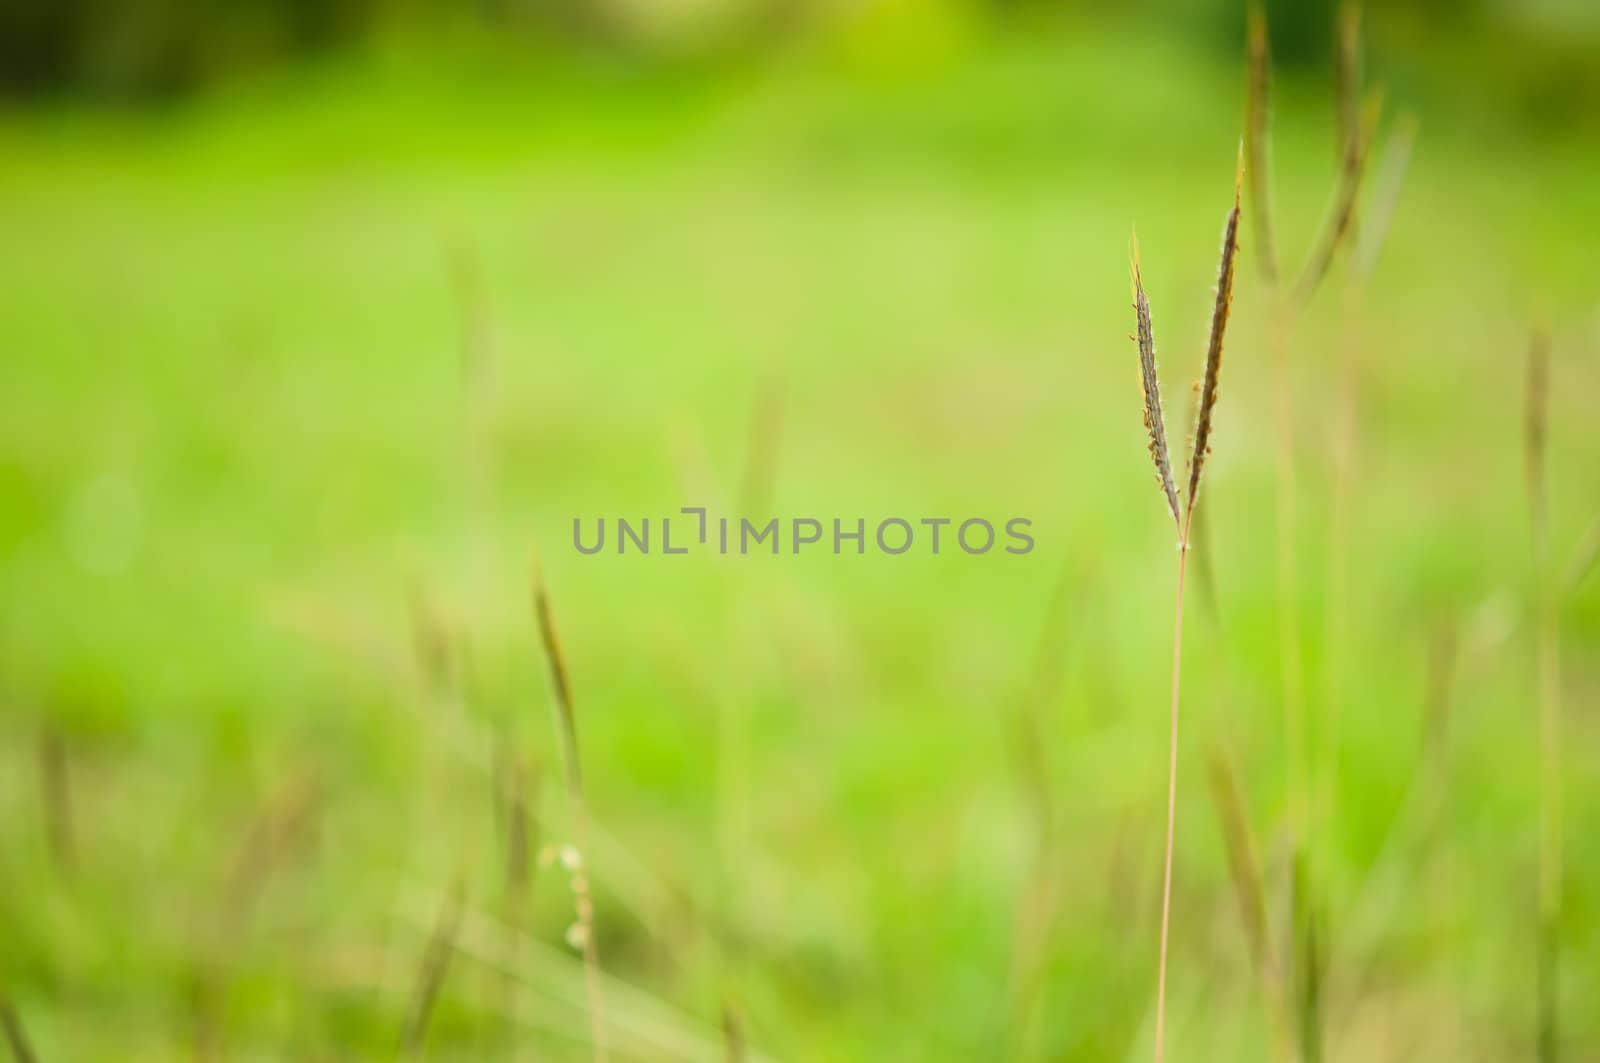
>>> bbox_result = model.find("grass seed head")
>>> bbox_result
[1186,157,1243,517]
[1130,232,1182,528]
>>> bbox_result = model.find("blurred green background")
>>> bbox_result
[2,0,1599,1059]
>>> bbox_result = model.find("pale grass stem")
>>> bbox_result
[1323,626,1459,1051]
[1334,1,1362,172]
[1525,329,1561,1062]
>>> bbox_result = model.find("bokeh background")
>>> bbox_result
[2,0,1599,1059]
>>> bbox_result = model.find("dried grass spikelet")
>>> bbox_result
[1131,232,1182,527]
[1186,154,1244,517]
[1245,2,1277,284]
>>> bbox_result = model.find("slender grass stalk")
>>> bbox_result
[1245,2,1278,285]
[401,880,465,1057]
[1294,90,1383,308]
[1354,116,1419,284]
[222,770,321,929]
[1319,119,1419,1009]
[1206,745,1294,1061]
[532,560,609,1063]
[1291,854,1323,1063]
[1154,529,1190,1063]
[1524,329,1561,1062]
[1243,12,1341,1051]
[1243,3,1307,851]
[492,735,540,1057]
[1,998,39,1063]
[36,724,74,878]
[1334,2,1362,172]
[1320,0,1373,846]
[1134,158,1240,1063]
[1320,95,1418,1010]
[1130,231,1180,1061]
[504,750,539,910]
[1323,626,1459,1048]
[721,996,748,1063]
[1563,513,1600,597]
[1007,562,1076,1057]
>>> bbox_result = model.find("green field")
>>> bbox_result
[3,12,1599,1060]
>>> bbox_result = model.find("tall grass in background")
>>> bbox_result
[1244,2,1391,1055]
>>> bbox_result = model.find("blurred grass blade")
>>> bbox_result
[1245,2,1279,284]
[401,881,465,1057]
[1294,91,1383,307]
[36,725,74,878]
[1,999,39,1063]
[1525,329,1551,563]
[721,996,747,1063]
[1335,2,1363,170]
[1526,326,1562,1063]
[1355,113,1418,281]
[533,559,585,804]
[1563,513,1600,597]
[1205,744,1294,1061]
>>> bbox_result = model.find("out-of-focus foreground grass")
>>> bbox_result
[2,6,1599,1059]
